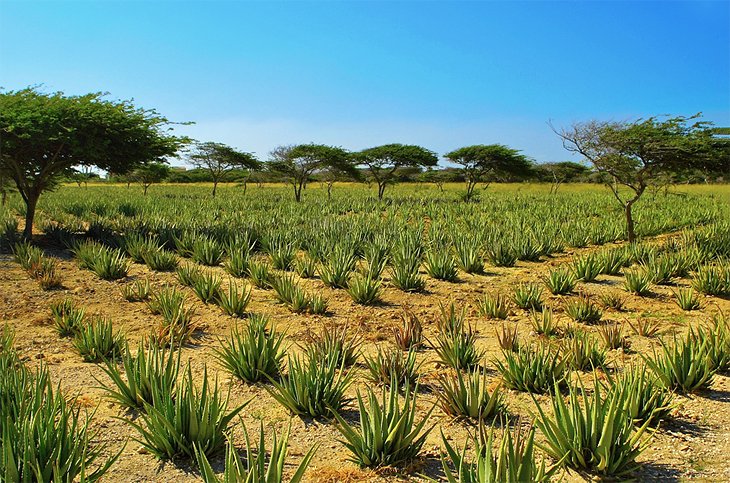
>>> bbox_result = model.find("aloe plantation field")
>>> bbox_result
[2,182,730,482]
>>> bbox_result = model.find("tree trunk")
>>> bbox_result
[327,182,333,199]
[625,202,636,243]
[294,181,303,202]
[378,182,386,200]
[1,191,6,206]
[243,180,248,195]
[22,194,38,240]
[144,184,149,196]
[465,180,476,201]
[212,180,218,197]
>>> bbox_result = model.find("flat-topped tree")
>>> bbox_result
[134,162,171,195]
[357,144,438,200]
[0,87,186,239]
[186,141,259,197]
[445,144,533,201]
[554,114,723,243]
[268,143,353,202]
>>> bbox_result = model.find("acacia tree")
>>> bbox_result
[0,88,185,239]
[134,162,170,195]
[268,143,353,202]
[186,141,259,197]
[535,161,590,193]
[554,115,722,242]
[444,144,533,201]
[357,144,438,199]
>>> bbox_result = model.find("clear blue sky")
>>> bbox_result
[1,0,728,165]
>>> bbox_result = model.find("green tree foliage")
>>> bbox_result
[0,87,186,238]
[357,144,438,199]
[533,161,591,193]
[134,162,171,195]
[444,144,533,201]
[268,143,355,202]
[554,114,725,242]
[185,141,259,197]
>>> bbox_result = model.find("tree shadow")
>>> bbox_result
[632,461,683,482]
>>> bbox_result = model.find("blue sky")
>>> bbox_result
[1,0,728,166]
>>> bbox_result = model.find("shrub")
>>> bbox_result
[248,260,273,289]
[100,342,180,410]
[309,293,329,315]
[390,252,426,292]
[497,323,520,353]
[176,263,201,287]
[393,309,423,350]
[530,308,558,337]
[424,249,459,282]
[605,366,673,426]
[73,317,125,363]
[365,347,420,387]
[564,295,602,324]
[122,278,151,302]
[267,355,353,418]
[128,365,245,460]
[217,281,252,317]
[562,332,606,371]
[347,273,382,305]
[224,247,252,278]
[599,291,625,311]
[494,344,567,394]
[572,254,601,282]
[267,237,296,270]
[50,298,85,337]
[433,323,484,371]
[486,242,517,268]
[532,381,652,477]
[192,271,223,304]
[643,332,716,393]
[439,421,556,483]
[512,282,543,311]
[454,234,484,274]
[192,237,226,266]
[627,317,661,338]
[436,370,505,421]
[478,292,509,320]
[542,266,576,295]
[320,246,357,288]
[598,323,629,350]
[148,286,197,346]
[195,423,317,483]
[362,242,389,279]
[295,255,317,278]
[333,384,434,467]
[674,288,701,311]
[596,248,628,275]
[304,324,362,367]
[141,247,179,271]
[215,318,286,384]
[89,246,130,280]
[691,264,730,296]
[624,268,652,296]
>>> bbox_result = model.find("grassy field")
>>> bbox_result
[1,182,730,482]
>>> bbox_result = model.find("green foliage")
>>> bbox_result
[598,323,629,350]
[571,253,602,282]
[596,247,629,275]
[424,249,459,282]
[365,347,420,388]
[192,236,226,266]
[564,295,602,324]
[605,366,673,426]
[362,242,389,279]
[439,422,556,483]
[192,271,223,304]
[225,247,252,278]
[73,316,125,362]
[512,282,543,311]
[478,292,509,320]
[50,298,85,337]
[122,278,151,302]
[176,262,201,286]
[626,317,662,338]
[674,287,701,311]
[295,255,317,278]
[562,332,606,371]
[195,423,316,483]
[532,381,652,477]
[643,331,717,393]
[13,242,62,289]
[436,370,505,421]
[100,342,180,410]
[495,345,567,394]
[454,234,485,273]
[266,355,353,418]
[147,286,197,346]
[486,242,517,268]
[249,260,273,289]
[129,365,244,461]
[598,291,625,311]
[390,250,425,292]
[333,384,434,467]
[141,246,178,271]
[215,317,285,384]
[217,280,252,317]
[623,268,653,296]
[433,321,484,371]
[347,273,382,305]
[304,324,362,367]
[692,264,730,296]
[530,308,557,336]
[267,236,296,270]
[542,266,576,295]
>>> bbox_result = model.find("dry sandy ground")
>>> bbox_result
[1,235,729,482]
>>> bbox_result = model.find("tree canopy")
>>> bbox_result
[185,141,259,196]
[444,144,533,200]
[268,143,354,201]
[0,87,186,238]
[134,162,171,195]
[357,144,438,199]
[554,114,723,242]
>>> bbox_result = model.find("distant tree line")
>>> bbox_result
[2,86,729,239]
